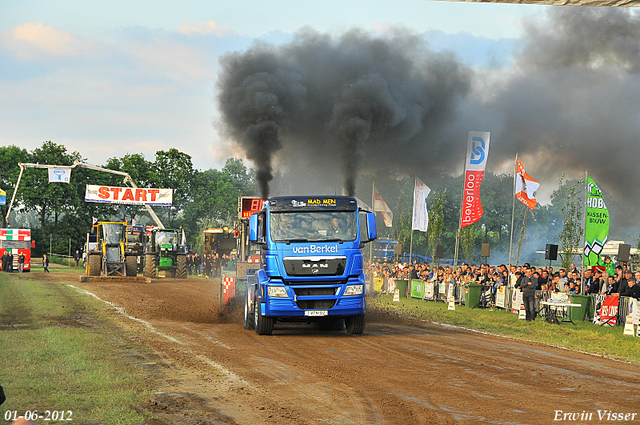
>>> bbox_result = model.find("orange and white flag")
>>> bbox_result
[374,187,393,227]
[515,159,539,211]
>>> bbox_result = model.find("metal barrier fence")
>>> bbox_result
[369,274,640,326]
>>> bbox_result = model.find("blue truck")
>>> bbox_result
[243,195,377,335]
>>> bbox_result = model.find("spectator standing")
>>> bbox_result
[17,253,25,273]
[193,253,200,276]
[43,254,50,273]
[519,268,538,321]
[624,278,640,299]
[74,250,81,268]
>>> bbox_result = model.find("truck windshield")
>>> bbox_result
[270,211,357,242]
[156,231,177,248]
[102,223,123,245]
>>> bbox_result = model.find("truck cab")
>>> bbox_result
[244,196,376,335]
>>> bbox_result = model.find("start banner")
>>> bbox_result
[85,185,173,206]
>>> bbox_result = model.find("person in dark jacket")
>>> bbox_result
[1,252,7,272]
[18,253,25,273]
[519,267,538,321]
[622,278,640,299]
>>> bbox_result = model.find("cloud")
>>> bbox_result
[175,20,235,37]
[0,22,97,60]
[126,38,215,81]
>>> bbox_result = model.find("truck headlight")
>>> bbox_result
[267,286,288,298]
[344,284,363,296]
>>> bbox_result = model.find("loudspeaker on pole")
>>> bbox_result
[545,244,558,261]
[481,243,490,258]
[435,244,444,258]
[618,244,631,263]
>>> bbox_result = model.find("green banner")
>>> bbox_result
[584,176,609,267]
[410,280,424,299]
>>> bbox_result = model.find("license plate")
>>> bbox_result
[304,310,328,317]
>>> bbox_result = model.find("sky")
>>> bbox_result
[0,0,547,172]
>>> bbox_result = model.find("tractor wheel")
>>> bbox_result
[88,254,101,276]
[254,299,274,335]
[345,314,366,335]
[243,287,255,330]
[125,256,137,277]
[176,255,187,279]
[144,253,156,278]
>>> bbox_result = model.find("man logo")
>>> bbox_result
[469,136,486,165]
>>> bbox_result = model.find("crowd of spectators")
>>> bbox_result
[186,251,236,278]
[368,256,640,300]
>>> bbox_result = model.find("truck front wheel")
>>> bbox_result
[345,314,366,334]
[243,288,255,330]
[254,300,274,335]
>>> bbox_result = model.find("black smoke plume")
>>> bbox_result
[217,29,472,197]
[486,7,640,232]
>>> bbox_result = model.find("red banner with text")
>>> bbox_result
[461,131,491,228]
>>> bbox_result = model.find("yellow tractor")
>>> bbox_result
[86,221,138,277]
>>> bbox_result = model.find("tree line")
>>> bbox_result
[0,141,257,256]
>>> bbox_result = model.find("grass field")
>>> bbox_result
[369,294,640,364]
[0,271,155,424]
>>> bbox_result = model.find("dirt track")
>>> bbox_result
[43,272,640,424]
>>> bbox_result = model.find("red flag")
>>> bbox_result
[515,159,539,211]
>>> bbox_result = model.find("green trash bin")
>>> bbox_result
[567,294,590,322]
[394,279,408,298]
[465,283,483,308]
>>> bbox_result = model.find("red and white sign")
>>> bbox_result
[599,295,619,325]
[85,185,173,206]
[0,228,32,271]
[461,131,490,227]
[223,277,236,304]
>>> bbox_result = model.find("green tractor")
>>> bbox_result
[86,221,138,277]
[143,228,187,279]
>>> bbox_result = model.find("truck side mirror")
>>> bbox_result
[366,212,377,242]
[249,214,259,243]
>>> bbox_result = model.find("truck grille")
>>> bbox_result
[293,287,338,297]
[296,300,336,310]
[283,257,346,277]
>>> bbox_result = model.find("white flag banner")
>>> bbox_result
[374,187,393,227]
[85,184,173,206]
[48,167,72,183]
[412,177,431,232]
